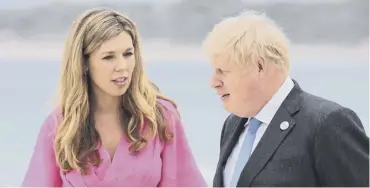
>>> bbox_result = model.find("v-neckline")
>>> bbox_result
[99,136,123,164]
[89,137,124,183]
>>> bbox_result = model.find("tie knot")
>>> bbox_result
[248,118,261,133]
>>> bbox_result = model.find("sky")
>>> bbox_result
[0,0,350,9]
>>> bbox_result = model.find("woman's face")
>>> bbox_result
[87,31,136,98]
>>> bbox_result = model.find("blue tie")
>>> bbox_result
[230,118,262,187]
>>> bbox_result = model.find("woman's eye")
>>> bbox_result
[123,52,133,57]
[102,55,114,60]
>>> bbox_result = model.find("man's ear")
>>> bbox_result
[256,57,266,73]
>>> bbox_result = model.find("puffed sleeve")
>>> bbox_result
[22,112,62,187]
[158,100,208,187]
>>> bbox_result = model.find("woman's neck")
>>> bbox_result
[92,93,122,115]
[91,93,123,130]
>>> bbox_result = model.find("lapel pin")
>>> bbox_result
[280,121,289,130]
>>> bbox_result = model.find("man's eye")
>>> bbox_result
[217,69,226,74]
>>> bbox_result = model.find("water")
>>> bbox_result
[0,60,368,186]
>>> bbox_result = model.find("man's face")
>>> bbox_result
[210,57,263,117]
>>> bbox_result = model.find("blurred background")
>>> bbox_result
[0,0,368,186]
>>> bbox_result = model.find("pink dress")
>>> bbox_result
[22,99,207,187]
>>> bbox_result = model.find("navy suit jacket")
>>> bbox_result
[213,80,369,187]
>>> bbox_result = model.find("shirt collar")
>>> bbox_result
[246,76,294,126]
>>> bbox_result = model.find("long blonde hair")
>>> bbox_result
[55,8,176,174]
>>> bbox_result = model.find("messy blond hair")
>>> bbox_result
[55,8,176,174]
[203,10,291,73]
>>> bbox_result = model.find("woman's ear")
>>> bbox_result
[83,59,89,75]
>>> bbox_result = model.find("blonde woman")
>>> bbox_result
[22,8,206,187]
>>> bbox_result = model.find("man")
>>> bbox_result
[203,10,369,187]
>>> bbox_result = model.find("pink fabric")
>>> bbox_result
[22,99,207,187]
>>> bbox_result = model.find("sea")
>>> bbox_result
[0,59,368,186]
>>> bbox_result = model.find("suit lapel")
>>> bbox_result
[237,107,296,186]
[237,81,303,187]
[215,117,248,187]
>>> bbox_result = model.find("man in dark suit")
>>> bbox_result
[202,10,369,187]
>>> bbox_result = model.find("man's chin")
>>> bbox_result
[223,104,237,115]
[224,105,250,118]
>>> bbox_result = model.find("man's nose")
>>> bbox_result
[210,74,222,88]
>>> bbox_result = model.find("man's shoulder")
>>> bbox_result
[298,90,362,129]
[300,91,348,116]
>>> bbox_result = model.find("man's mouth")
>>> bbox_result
[221,94,230,99]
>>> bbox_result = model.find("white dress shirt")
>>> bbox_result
[223,76,294,187]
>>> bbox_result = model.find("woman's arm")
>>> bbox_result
[22,113,62,187]
[158,101,208,187]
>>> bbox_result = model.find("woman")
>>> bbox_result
[22,8,207,187]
